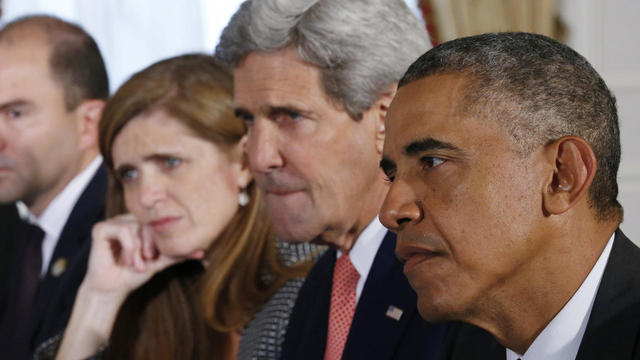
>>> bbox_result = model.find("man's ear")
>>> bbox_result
[542,136,597,215]
[74,99,106,151]
[373,83,397,155]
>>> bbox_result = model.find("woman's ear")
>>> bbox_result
[235,135,252,189]
[542,136,597,215]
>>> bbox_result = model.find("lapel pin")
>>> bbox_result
[385,305,403,321]
[51,258,67,277]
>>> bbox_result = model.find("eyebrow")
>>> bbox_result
[234,104,311,121]
[267,105,308,118]
[404,137,460,156]
[114,152,181,170]
[0,99,31,112]
[234,107,253,121]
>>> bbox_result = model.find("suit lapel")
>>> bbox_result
[31,166,107,340]
[0,204,21,314]
[282,248,335,360]
[576,229,640,359]
[342,231,420,359]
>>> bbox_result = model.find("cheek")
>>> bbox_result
[189,186,239,250]
[444,170,540,272]
[283,140,318,178]
[122,188,143,218]
[187,165,240,239]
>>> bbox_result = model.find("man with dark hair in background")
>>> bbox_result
[217,1,448,359]
[0,15,109,359]
[380,32,638,359]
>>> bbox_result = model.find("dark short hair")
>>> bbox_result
[0,15,109,110]
[400,32,621,221]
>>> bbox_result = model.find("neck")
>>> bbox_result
[27,148,99,216]
[315,177,389,254]
[466,217,618,354]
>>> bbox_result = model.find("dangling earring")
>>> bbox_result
[238,189,249,206]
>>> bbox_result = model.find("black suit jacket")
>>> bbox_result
[282,231,448,360]
[0,165,107,359]
[441,229,640,360]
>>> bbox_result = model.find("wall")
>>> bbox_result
[559,0,640,243]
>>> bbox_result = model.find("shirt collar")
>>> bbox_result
[506,232,615,360]
[346,216,388,278]
[17,155,103,239]
[337,216,388,299]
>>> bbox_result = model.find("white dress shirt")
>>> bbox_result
[17,156,103,276]
[337,216,388,301]
[506,233,615,360]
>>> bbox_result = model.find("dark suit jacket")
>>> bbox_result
[281,231,448,360]
[0,165,107,359]
[441,229,640,360]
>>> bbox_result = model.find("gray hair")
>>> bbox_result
[216,0,429,119]
[400,32,622,221]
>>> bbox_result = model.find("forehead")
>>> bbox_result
[384,73,512,158]
[112,112,198,160]
[0,37,59,99]
[233,48,331,110]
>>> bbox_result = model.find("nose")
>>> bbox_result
[246,119,284,174]
[380,178,422,232]
[137,173,166,209]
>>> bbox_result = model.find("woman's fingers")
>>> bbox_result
[92,215,207,279]
[140,225,156,261]
[113,223,140,267]
[92,214,142,268]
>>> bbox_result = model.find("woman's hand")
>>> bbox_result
[56,214,204,360]
[84,214,181,296]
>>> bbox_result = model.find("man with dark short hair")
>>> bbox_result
[217,0,448,359]
[380,32,638,359]
[0,15,109,359]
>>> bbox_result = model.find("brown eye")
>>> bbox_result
[422,157,445,169]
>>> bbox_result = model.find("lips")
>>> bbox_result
[148,216,182,233]
[396,243,442,273]
[257,175,306,197]
[265,188,302,196]
[0,157,15,170]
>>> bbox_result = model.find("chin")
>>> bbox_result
[154,239,193,258]
[416,293,462,323]
[272,228,314,244]
[417,306,451,323]
[271,218,321,244]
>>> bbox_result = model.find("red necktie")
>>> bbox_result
[324,253,360,360]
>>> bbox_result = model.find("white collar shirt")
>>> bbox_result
[506,233,615,360]
[337,216,388,301]
[17,156,103,276]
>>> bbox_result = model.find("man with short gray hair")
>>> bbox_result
[217,0,448,359]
